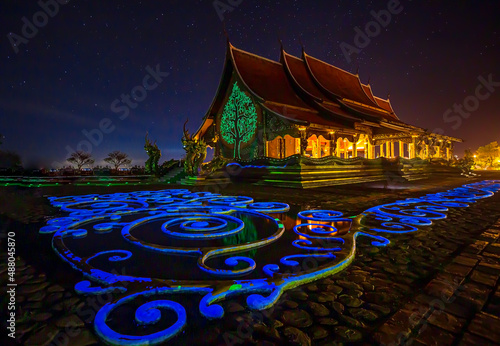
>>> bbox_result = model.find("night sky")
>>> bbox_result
[1,0,499,169]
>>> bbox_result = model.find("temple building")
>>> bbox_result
[190,42,462,187]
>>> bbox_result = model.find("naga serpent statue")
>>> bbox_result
[144,133,161,175]
[182,119,207,176]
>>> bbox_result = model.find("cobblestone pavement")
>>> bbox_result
[1,174,499,345]
[0,255,98,345]
[215,190,500,346]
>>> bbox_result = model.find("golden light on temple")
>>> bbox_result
[193,43,462,166]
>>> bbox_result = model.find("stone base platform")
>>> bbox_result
[225,156,460,189]
[177,175,231,187]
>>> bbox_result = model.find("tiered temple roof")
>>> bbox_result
[196,42,461,144]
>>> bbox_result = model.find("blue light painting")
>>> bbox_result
[39,180,500,344]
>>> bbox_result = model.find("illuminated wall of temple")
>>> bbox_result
[305,135,331,158]
[266,135,299,159]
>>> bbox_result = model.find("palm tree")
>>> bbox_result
[104,151,132,170]
[67,151,94,171]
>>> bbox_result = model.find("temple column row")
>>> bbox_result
[374,140,418,159]
[264,131,454,161]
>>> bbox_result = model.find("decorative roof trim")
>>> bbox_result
[281,50,323,103]
[228,45,266,103]
[260,103,309,125]
[342,98,392,115]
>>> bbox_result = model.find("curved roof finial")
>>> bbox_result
[278,37,285,62]
[387,93,391,100]
[299,37,306,52]
[356,64,360,75]
[367,76,371,85]
[222,21,230,44]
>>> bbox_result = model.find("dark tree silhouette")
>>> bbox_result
[0,151,21,168]
[67,151,94,170]
[0,134,22,169]
[104,151,132,170]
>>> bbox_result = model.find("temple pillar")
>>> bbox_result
[353,135,358,158]
[215,141,221,158]
[329,132,336,157]
[369,137,375,159]
[411,136,418,159]
[299,128,307,156]
[344,139,349,158]
[390,141,395,158]
[399,142,404,158]
[380,143,385,157]
[300,138,307,156]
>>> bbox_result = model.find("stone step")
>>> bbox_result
[161,167,185,183]
[178,176,231,186]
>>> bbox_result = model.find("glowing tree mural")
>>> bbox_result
[220,82,257,159]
